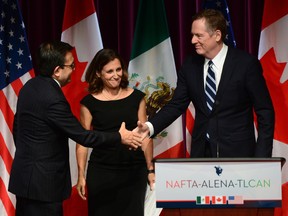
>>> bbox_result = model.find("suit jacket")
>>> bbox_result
[9,75,121,202]
[150,47,274,158]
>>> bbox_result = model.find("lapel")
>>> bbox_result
[215,47,235,107]
[194,57,209,115]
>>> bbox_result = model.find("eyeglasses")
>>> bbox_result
[62,62,75,70]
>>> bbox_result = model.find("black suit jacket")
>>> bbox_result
[9,75,120,202]
[150,47,274,158]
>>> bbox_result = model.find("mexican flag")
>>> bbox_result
[128,0,184,159]
[128,1,184,214]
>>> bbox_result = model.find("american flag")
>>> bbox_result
[227,195,244,204]
[202,0,236,47]
[0,0,34,215]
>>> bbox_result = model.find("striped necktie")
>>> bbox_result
[205,60,216,113]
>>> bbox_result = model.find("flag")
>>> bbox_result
[258,1,288,215]
[0,0,34,215]
[61,0,103,118]
[227,195,244,205]
[203,0,236,47]
[61,0,103,215]
[185,0,237,157]
[128,0,184,215]
[129,0,184,159]
[211,196,227,204]
[196,196,210,205]
[185,102,195,157]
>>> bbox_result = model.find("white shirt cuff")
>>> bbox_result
[145,121,154,137]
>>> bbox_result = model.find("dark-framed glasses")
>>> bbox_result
[62,62,75,70]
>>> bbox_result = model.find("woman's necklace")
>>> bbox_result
[102,88,122,100]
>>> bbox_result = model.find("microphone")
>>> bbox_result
[215,100,220,158]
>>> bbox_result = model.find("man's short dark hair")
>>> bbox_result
[36,41,74,76]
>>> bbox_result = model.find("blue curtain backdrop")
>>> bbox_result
[18,0,264,74]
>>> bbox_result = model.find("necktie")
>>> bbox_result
[205,60,216,113]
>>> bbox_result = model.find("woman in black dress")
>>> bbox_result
[76,49,155,216]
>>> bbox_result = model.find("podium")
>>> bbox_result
[154,158,285,216]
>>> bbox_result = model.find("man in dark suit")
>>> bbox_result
[8,41,142,216]
[137,9,274,158]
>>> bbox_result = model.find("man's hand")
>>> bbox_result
[133,121,150,140]
[119,122,142,149]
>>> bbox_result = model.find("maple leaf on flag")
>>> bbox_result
[61,1,103,216]
[260,49,288,146]
[61,49,88,119]
[258,1,288,215]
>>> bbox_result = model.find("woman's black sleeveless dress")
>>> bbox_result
[80,89,147,216]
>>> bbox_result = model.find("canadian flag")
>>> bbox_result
[60,0,103,215]
[211,196,227,205]
[258,0,288,215]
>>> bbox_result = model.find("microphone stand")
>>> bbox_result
[215,100,220,158]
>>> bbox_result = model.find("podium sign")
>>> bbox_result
[155,158,284,208]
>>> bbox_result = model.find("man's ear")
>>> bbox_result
[215,29,222,42]
[52,66,61,78]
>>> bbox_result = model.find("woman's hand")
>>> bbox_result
[76,176,87,200]
[147,172,155,191]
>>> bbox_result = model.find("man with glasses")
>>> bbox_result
[8,41,143,216]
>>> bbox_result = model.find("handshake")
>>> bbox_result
[118,121,150,149]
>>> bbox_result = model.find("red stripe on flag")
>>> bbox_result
[0,91,14,132]
[185,104,195,157]
[0,178,15,215]
[29,70,35,79]
[0,134,13,174]
[62,0,96,31]
[1,1,34,215]
[185,109,194,134]
[10,78,24,97]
